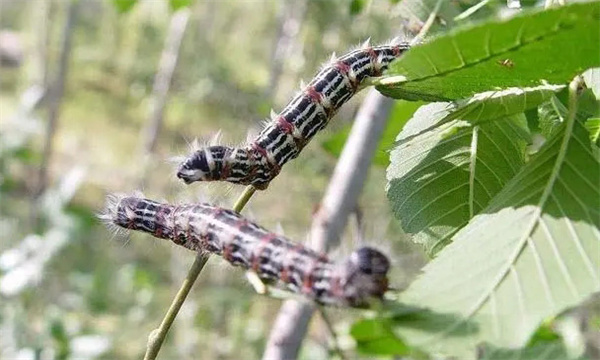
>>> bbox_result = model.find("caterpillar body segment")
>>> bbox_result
[177,42,410,189]
[106,195,390,307]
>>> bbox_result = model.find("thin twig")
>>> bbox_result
[454,0,491,21]
[412,0,442,44]
[143,185,256,360]
[317,306,348,360]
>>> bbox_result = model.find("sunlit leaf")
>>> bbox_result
[377,2,600,101]
[585,118,600,143]
[583,68,600,100]
[479,341,588,360]
[538,95,568,139]
[388,116,600,356]
[442,84,565,125]
[387,103,528,255]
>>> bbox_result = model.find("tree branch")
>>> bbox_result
[261,90,394,360]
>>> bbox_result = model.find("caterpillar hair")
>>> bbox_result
[103,194,390,307]
[177,40,410,189]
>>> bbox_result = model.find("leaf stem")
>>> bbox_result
[143,185,257,360]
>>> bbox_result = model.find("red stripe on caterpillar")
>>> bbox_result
[103,195,389,308]
[177,41,410,189]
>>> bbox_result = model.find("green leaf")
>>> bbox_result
[387,103,528,255]
[538,95,568,139]
[578,88,600,118]
[583,68,600,100]
[377,2,600,101]
[442,84,565,125]
[389,116,600,356]
[112,0,138,13]
[350,318,410,355]
[479,342,589,360]
[170,0,192,11]
[349,0,366,15]
[585,117,600,143]
[321,100,425,166]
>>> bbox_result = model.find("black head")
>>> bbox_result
[341,247,390,307]
[177,146,229,184]
[348,246,390,275]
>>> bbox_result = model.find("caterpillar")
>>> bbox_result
[104,195,390,308]
[177,41,410,189]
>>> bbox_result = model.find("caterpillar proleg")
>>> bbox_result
[104,195,390,307]
[177,41,410,189]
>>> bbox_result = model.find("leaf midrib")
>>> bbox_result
[424,94,578,344]
[464,91,577,325]
[392,12,570,85]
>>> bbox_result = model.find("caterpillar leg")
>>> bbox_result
[246,271,269,295]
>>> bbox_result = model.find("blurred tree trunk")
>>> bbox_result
[262,91,395,360]
[35,0,77,198]
[266,0,307,101]
[28,0,52,87]
[142,9,190,155]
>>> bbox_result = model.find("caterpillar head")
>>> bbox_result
[107,196,161,233]
[177,146,229,184]
[342,246,390,307]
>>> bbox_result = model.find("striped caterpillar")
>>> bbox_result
[104,195,390,308]
[177,41,410,189]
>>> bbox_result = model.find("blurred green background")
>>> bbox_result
[0,0,424,358]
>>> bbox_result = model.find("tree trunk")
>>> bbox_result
[35,0,77,198]
[142,9,190,155]
[266,0,307,101]
[261,90,395,360]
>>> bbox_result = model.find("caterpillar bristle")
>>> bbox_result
[361,37,371,49]
[101,195,391,307]
[208,130,223,146]
[98,193,131,239]
[190,138,201,152]
[176,40,410,189]
[299,79,307,90]
[269,109,278,120]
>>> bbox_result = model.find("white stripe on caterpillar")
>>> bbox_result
[103,195,390,307]
[177,41,410,189]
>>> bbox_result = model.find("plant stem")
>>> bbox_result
[143,185,257,360]
[318,306,348,360]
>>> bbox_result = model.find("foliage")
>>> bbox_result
[349,2,600,359]
[376,2,600,101]
[111,0,138,14]
[1,1,599,359]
